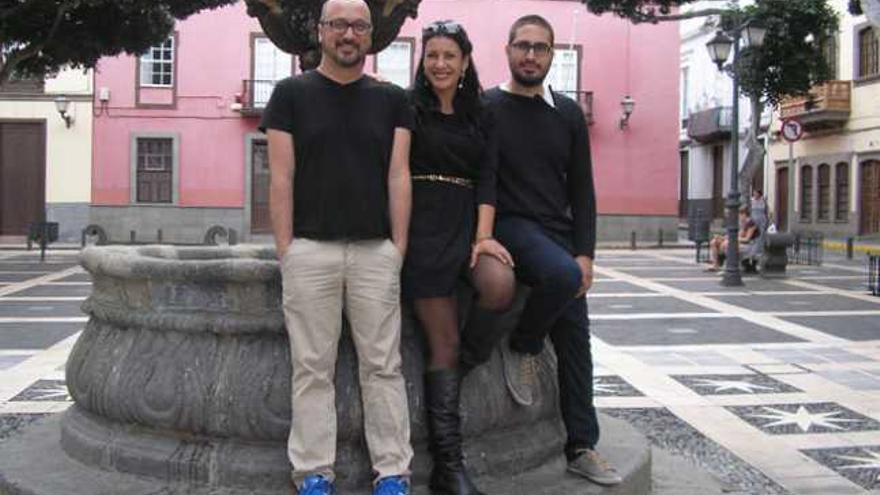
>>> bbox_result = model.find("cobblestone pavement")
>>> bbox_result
[1,247,879,494]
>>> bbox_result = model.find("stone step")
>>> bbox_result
[0,414,651,495]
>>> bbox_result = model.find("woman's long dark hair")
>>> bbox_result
[411,20,484,124]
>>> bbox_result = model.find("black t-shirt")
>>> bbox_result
[484,88,597,258]
[259,71,414,240]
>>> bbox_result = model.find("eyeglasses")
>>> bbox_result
[320,18,373,36]
[510,41,553,57]
[423,20,463,36]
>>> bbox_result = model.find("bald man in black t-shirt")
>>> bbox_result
[260,0,414,493]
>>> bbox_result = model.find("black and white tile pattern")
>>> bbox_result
[801,445,880,490]
[672,373,802,395]
[727,402,880,435]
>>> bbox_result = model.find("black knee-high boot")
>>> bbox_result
[426,369,485,495]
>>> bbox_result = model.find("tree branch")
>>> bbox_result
[0,1,74,83]
[630,8,729,24]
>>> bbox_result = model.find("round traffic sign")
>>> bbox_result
[781,118,803,143]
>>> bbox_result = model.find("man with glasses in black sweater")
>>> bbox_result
[465,14,621,487]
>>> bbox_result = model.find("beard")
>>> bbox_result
[323,40,366,68]
[509,62,548,88]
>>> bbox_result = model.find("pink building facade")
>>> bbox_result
[90,0,680,243]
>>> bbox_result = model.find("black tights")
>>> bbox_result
[413,255,515,370]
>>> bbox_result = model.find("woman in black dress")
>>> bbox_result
[404,20,515,495]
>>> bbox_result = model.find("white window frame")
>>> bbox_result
[375,39,414,89]
[252,35,294,108]
[546,46,581,95]
[139,37,175,88]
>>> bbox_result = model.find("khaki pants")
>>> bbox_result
[281,238,413,486]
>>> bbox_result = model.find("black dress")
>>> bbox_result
[402,104,497,299]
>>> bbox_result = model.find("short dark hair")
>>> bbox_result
[508,15,554,46]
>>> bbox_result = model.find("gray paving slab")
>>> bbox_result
[0,300,86,317]
[593,317,804,346]
[757,347,875,365]
[0,354,32,370]
[0,322,83,349]
[627,350,741,367]
[0,263,77,272]
[713,294,880,313]
[615,269,714,279]
[799,278,873,292]
[589,280,656,294]
[0,273,45,283]
[6,284,92,297]
[653,279,809,293]
[589,296,716,315]
[779,315,880,342]
[10,380,71,402]
[0,413,48,443]
[594,375,644,397]
[814,369,880,391]
[53,272,91,283]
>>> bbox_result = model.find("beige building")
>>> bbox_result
[0,68,93,244]
[767,0,880,239]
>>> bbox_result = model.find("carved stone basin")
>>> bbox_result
[58,245,564,491]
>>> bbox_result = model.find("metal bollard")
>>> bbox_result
[630,231,637,250]
[158,229,163,243]
[658,228,664,247]
[130,231,136,244]
[846,237,854,260]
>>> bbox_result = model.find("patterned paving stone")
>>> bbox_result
[7,284,92,297]
[814,369,880,391]
[671,373,802,395]
[801,445,880,491]
[0,273,44,283]
[588,280,656,294]
[594,375,643,397]
[727,402,880,435]
[54,272,91,283]
[10,380,71,402]
[0,354,32,370]
[627,350,740,367]
[601,407,791,495]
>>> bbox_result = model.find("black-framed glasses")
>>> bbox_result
[510,41,552,57]
[320,18,373,36]
[423,20,463,36]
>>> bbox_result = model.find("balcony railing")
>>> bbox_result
[238,79,277,115]
[556,90,594,126]
[779,80,851,131]
[686,106,732,143]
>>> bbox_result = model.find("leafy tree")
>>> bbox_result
[0,0,237,84]
[584,0,840,195]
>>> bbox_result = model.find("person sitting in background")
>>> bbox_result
[707,207,758,272]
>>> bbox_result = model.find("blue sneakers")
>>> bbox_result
[299,474,334,495]
[373,475,410,495]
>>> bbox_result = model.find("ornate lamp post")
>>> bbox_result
[705,16,766,287]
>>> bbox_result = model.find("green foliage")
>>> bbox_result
[0,0,237,81]
[734,0,839,106]
[582,0,702,22]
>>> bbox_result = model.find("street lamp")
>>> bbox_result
[705,18,766,287]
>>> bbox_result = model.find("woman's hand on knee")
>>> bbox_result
[470,238,515,268]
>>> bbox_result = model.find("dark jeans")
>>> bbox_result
[462,215,600,457]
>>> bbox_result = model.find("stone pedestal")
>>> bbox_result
[0,245,651,494]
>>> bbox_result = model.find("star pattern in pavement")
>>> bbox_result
[834,449,880,476]
[749,405,864,433]
[690,378,776,394]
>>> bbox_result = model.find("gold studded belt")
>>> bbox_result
[411,174,474,189]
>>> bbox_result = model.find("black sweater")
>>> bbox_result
[484,88,597,258]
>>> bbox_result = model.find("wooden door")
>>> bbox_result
[861,160,880,235]
[776,167,789,232]
[0,122,45,236]
[251,140,271,233]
